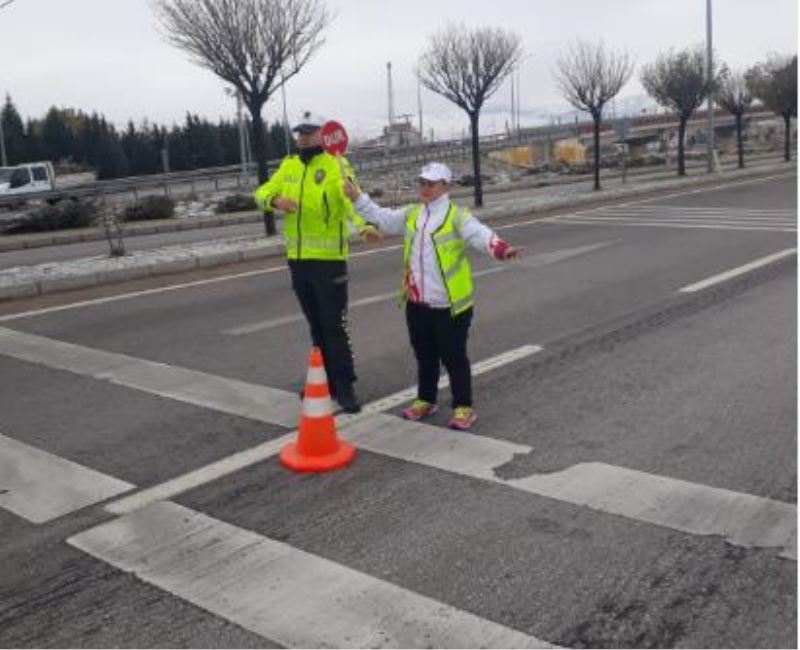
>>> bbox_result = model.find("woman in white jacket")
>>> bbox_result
[344,162,518,430]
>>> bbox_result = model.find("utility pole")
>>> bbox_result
[706,0,716,172]
[417,73,424,142]
[516,68,521,134]
[510,74,515,138]
[161,133,170,173]
[0,107,7,167]
[236,92,247,177]
[280,69,291,156]
[386,62,395,127]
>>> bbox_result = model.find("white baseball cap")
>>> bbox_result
[293,111,327,133]
[419,162,453,183]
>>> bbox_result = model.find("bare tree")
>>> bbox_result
[746,54,797,162]
[641,46,714,176]
[715,65,753,169]
[555,41,633,191]
[420,25,522,207]
[154,0,330,235]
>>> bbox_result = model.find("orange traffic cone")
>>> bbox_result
[280,347,356,472]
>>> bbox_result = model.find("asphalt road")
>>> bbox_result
[0,173,796,648]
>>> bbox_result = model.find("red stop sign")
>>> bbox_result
[321,121,349,156]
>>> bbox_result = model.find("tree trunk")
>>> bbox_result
[592,113,601,191]
[249,103,277,236]
[469,111,483,208]
[784,113,792,162]
[736,113,744,169]
[677,117,687,176]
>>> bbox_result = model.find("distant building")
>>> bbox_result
[358,116,423,150]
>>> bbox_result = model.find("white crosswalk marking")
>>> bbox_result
[105,344,543,514]
[0,433,133,523]
[0,326,300,428]
[343,414,797,561]
[69,501,554,649]
[551,204,797,232]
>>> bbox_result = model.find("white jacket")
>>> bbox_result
[353,192,497,308]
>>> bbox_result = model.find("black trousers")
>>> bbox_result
[405,301,474,408]
[289,260,356,388]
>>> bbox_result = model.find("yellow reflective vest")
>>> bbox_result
[403,203,474,316]
[253,153,365,261]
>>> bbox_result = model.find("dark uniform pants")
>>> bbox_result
[405,301,473,407]
[289,260,356,389]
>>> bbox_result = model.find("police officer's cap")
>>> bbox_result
[293,111,327,133]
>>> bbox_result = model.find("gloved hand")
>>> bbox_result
[360,224,384,243]
[490,237,518,260]
[343,179,361,202]
[271,196,298,212]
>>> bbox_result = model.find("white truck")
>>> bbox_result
[0,161,56,195]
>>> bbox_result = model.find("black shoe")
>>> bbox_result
[335,383,361,414]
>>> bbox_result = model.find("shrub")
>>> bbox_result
[122,195,175,221]
[2,200,96,234]
[216,193,257,213]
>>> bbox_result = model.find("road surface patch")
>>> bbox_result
[223,242,615,337]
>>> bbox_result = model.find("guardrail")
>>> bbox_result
[0,111,790,209]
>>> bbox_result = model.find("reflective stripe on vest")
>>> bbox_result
[402,202,474,316]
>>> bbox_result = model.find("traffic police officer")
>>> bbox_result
[254,111,368,413]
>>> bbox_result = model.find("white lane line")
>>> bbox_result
[105,344,542,515]
[0,433,133,523]
[556,213,797,229]
[224,290,396,335]
[0,244,403,324]
[0,327,299,428]
[679,248,797,293]
[597,206,796,216]
[104,435,294,516]
[585,212,796,223]
[548,218,796,233]
[341,414,797,560]
[554,215,797,229]
[224,242,615,337]
[70,501,552,649]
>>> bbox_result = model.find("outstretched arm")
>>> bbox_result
[344,180,410,236]
[459,212,519,260]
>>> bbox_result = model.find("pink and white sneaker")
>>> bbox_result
[448,406,477,430]
[402,399,438,421]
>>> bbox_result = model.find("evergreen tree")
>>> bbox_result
[41,107,74,162]
[1,95,27,164]
[95,121,129,180]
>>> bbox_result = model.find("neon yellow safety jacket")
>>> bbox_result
[253,153,366,261]
[403,203,474,316]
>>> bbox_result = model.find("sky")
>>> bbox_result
[0,0,796,141]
